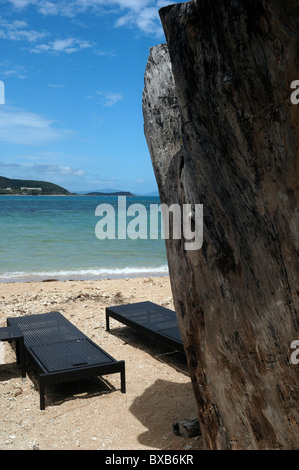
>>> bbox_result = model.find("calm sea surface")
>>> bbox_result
[0,195,168,282]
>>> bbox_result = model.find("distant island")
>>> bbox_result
[0,176,70,195]
[84,191,135,197]
[0,177,137,196]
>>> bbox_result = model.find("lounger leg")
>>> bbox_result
[120,361,126,393]
[18,338,26,378]
[106,312,110,331]
[15,339,20,365]
[39,377,45,410]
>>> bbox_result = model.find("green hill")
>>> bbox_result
[0,176,70,195]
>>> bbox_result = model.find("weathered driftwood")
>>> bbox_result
[142,0,299,449]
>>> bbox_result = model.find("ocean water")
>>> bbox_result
[0,195,168,282]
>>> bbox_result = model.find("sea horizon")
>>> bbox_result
[0,195,169,283]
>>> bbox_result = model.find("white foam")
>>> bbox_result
[0,265,169,282]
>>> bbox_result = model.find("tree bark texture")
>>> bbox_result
[142,0,299,449]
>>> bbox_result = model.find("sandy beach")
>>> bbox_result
[0,276,202,451]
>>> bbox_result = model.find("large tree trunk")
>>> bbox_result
[142,0,299,449]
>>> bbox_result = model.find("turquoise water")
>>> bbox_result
[0,195,168,282]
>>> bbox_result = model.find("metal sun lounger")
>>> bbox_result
[7,311,126,410]
[105,301,184,353]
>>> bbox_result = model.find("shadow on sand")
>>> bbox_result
[129,378,202,449]
[108,325,189,376]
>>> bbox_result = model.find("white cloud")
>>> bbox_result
[7,0,37,8]
[112,0,149,10]
[31,164,86,177]
[48,83,65,88]
[1,69,25,79]
[0,160,86,181]
[0,61,28,80]
[0,18,47,42]
[115,5,163,35]
[0,106,72,145]
[0,161,21,169]
[30,37,94,54]
[37,1,63,16]
[97,91,124,107]
[6,0,169,35]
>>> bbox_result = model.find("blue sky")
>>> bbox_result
[0,0,184,194]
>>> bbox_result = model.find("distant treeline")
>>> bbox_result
[0,176,70,195]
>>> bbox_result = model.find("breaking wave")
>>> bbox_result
[0,265,169,283]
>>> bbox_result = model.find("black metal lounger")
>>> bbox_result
[7,311,126,410]
[106,301,184,353]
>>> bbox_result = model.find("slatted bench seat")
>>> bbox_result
[106,301,184,353]
[7,311,125,410]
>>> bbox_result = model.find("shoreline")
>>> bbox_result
[0,270,169,284]
[0,193,157,197]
